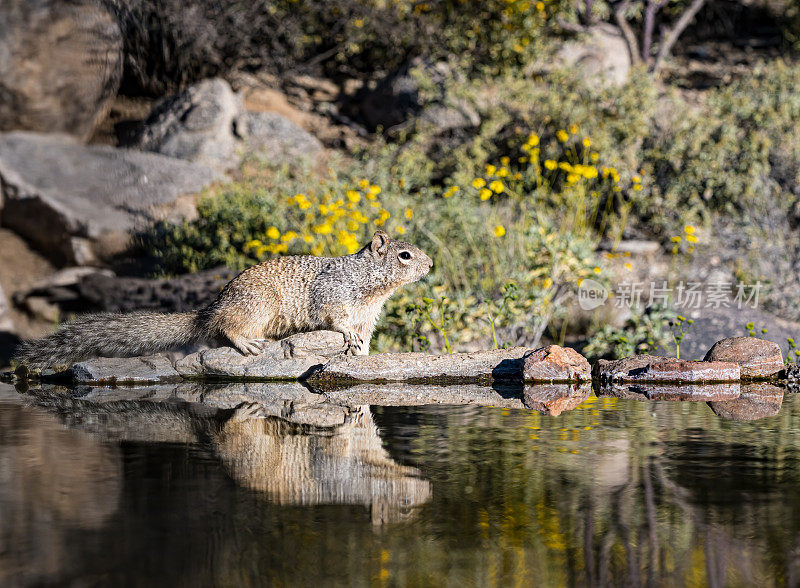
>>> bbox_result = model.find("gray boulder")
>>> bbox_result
[0,132,221,266]
[0,0,123,140]
[554,24,631,88]
[130,78,321,170]
[243,111,323,163]
[357,58,478,132]
[0,283,12,332]
[708,383,784,421]
[71,355,181,384]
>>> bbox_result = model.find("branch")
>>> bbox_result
[614,1,643,66]
[642,0,668,64]
[651,0,707,73]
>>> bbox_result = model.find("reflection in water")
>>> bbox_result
[0,382,799,585]
[216,403,430,524]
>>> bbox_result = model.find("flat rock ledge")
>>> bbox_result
[593,355,740,384]
[308,345,590,386]
[39,340,592,386]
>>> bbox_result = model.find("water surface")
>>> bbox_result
[1,381,799,586]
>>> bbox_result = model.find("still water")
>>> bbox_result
[1,381,799,587]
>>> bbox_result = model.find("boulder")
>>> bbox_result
[788,363,800,393]
[129,78,322,170]
[0,0,123,140]
[356,58,478,132]
[13,267,234,315]
[0,283,12,332]
[704,337,784,379]
[597,382,741,402]
[554,24,631,88]
[523,345,591,382]
[243,112,323,164]
[320,383,526,409]
[593,355,740,383]
[175,331,346,380]
[308,347,537,385]
[523,383,592,415]
[129,78,245,170]
[71,355,181,384]
[708,383,784,421]
[0,132,221,265]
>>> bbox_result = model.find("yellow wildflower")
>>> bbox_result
[582,137,592,147]
[266,226,280,240]
[685,225,695,234]
[536,1,544,10]
[686,234,698,243]
[346,190,360,203]
[569,124,579,134]
[405,208,413,220]
[485,164,497,176]
[281,231,297,242]
[556,130,569,143]
[354,19,363,28]
[544,159,557,170]
[489,180,505,193]
[358,179,369,190]
[527,133,540,147]
[493,225,506,237]
[443,185,459,198]
[624,262,633,271]
[396,226,406,235]
[593,266,601,274]
[671,236,682,243]
[368,185,381,196]
[479,188,493,200]
[497,167,509,178]
[313,224,332,235]
[582,166,598,179]
[472,177,486,189]
[633,184,643,191]
[590,152,599,162]
[632,175,641,183]
[500,156,510,166]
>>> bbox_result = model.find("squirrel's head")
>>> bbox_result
[362,230,433,286]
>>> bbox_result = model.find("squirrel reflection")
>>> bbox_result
[19,386,431,525]
[216,403,430,524]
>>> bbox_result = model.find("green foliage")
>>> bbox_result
[583,305,675,360]
[408,296,455,354]
[670,315,693,360]
[483,283,519,349]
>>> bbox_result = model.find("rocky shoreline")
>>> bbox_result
[7,333,796,393]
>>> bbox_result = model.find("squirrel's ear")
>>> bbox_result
[370,230,390,257]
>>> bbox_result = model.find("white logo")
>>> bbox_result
[578,279,608,310]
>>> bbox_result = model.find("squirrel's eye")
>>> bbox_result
[399,251,412,261]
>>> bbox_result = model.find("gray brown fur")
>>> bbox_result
[15,231,432,369]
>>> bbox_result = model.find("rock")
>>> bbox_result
[175,332,346,380]
[788,363,800,393]
[0,284,12,332]
[308,347,537,385]
[523,345,591,382]
[356,58,477,132]
[597,382,741,402]
[129,78,245,170]
[243,112,322,164]
[70,355,181,384]
[523,383,592,415]
[704,337,784,379]
[14,267,234,315]
[320,383,526,409]
[554,24,631,87]
[130,79,322,171]
[0,0,123,140]
[0,132,221,266]
[708,383,784,421]
[593,355,740,383]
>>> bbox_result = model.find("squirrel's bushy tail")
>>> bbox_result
[15,311,204,369]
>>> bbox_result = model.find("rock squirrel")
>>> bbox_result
[15,231,433,368]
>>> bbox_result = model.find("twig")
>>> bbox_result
[652,0,707,73]
[615,1,643,66]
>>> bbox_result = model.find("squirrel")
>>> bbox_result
[15,230,433,369]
